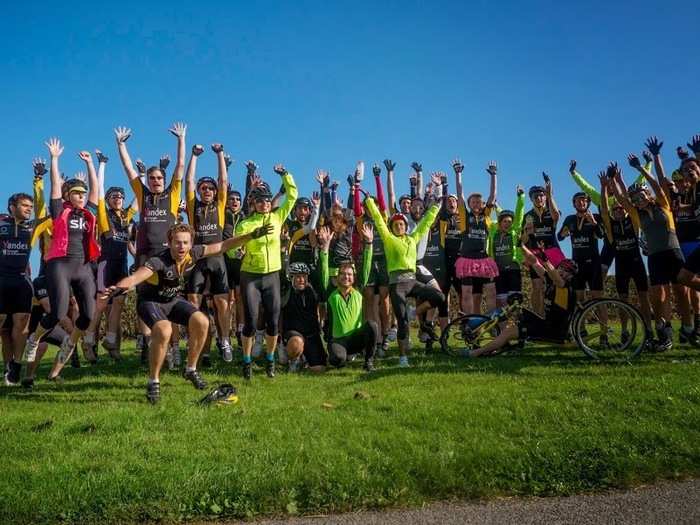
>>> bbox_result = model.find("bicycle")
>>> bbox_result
[439,293,647,361]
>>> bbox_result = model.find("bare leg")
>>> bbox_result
[530,278,544,317]
[470,324,518,357]
[483,283,497,313]
[186,312,209,369]
[149,321,172,382]
[461,285,474,315]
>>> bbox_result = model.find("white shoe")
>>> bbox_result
[57,336,75,365]
[277,343,289,365]
[398,355,410,368]
[221,339,233,363]
[252,331,264,359]
[387,327,398,342]
[24,334,39,363]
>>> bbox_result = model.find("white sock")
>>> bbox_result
[148,378,159,386]
[105,332,117,344]
[83,332,95,345]
[237,324,244,333]
[185,366,196,373]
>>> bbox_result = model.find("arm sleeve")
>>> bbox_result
[274,172,298,222]
[33,177,46,219]
[129,177,145,210]
[365,197,391,242]
[169,177,183,217]
[186,190,196,226]
[374,176,388,214]
[359,244,373,288]
[410,203,440,242]
[513,192,525,232]
[601,212,614,244]
[570,170,602,207]
[319,250,330,294]
[97,200,110,235]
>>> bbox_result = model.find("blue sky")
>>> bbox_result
[1,1,698,266]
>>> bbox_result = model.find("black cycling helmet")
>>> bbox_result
[288,262,311,275]
[557,258,579,275]
[296,197,312,209]
[250,186,273,201]
[62,178,88,196]
[627,182,650,196]
[196,177,218,191]
[497,209,514,221]
[572,191,591,205]
[398,194,412,204]
[106,186,125,199]
[529,185,546,198]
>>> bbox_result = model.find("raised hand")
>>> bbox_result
[78,151,92,162]
[316,169,329,185]
[645,136,663,156]
[687,134,700,155]
[330,180,339,192]
[597,170,607,184]
[627,154,641,170]
[273,163,287,176]
[32,158,47,177]
[677,146,689,160]
[135,159,146,175]
[486,161,498,176]
[311,191,321,208]
[607,161,622,179]
[355,161,364,182]
[168,122,187,138]
[372,164,381,177]
[569,160,577,174]
[74,171,87,181]
[250,174,263,189]
[516,184,524,195]
[346,174,355,187]
[160,155,171,170]
[114,127,131,143]
[430,172,443,186]
[245,160,258,175]
[192,145,205,157]
[95,150,108,163]
[383,159,396,172]
[409,174,417,186]
[452,158,464,174]
[411,162,422,173]
[316,225,334,251]
[211,143,224,154]
[542,172,551,185]
[224,154,233,168]
[45,137,64,157]
[361,222,374,244]
[642,150,653,164]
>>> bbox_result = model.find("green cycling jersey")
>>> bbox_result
[570,163,649,207]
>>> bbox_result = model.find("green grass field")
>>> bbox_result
[1,339,699,524]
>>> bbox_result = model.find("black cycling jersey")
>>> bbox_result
[281,285,320,337]
[223,209,243,240]
[559,213,603,261]
[493,230,519,271]
[191,199,224,245]
[459,211,491,258]
[523,207,558,249]
[131,179,181,255]
[674,192,697,243]
[422,227,445,279]
[440,209,463,257]
[50,198,95,259]
[329,229,353,269]
[141,245,205,303]
[0,215,35,275]
[609,215,643,261]
[544,280,576,328]
[100,208,134,261]
[286,218,315,266]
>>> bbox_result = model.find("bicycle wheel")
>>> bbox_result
[573,298,646,360]
[439,314,501,357]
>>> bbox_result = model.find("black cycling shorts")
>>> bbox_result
[186,255,229,296]
[97,259,129,292]
[283,330,326,367]
[137,297,199,328]
[600,241,616,268]
[460,276,493,294]
[520,309,568,343]
[33,276,49,302]
[366,260,390,289]
[648,249,684,286]
[224,255,242,289]
[495,268,522,296]
[0,275,33,315]
[614,256,649,295]
[683,245,700,275]
[572,259,603,292]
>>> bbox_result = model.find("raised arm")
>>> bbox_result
[204,224,273,257]
[185,144,204,223]
[212,143,228,201]
[32,158,48,219]
[168,122,187,184]
[645,136,667,183]
[364,196,391,242]
[598,173,614,244]
[384,159,397,213]
[316,226,334,293]
[95,150,109,235]
[608,163,635,215]
[569,160,602,207]
[372,164,388,217]
[45,138,64,200]
[358,222,374,288]
[114,127,138,182]
[513,186,525,232]
[627,154,666,205]
[543,172,560,223]
[452,158,464,205]
[486,161,497,207]
[78,150,98,206]
[272,164,298,220]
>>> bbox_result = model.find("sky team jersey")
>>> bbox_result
[141,245,205,303]
[187,185,226,245]
[130,177,182,255]
[459,209,493,258]
[50,198,96,260]
[523,207,558,249]
[628,194,680,255]
[559,213,603,261]
[97,204,136,261]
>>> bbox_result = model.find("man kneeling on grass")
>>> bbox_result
[317,223,378,371]
[467,243,578,357]
[101,222,271,403]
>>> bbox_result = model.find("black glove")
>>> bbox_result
[251,224,274,239]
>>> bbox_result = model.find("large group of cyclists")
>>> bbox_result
[2,123,700,403]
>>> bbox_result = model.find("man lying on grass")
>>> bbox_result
[100,222,271,403]
[466,243,578,357]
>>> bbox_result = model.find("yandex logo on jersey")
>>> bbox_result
[146,209,168,217]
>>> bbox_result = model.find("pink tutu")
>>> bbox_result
[455,257,499,279]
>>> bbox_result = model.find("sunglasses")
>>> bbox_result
[255,198,271,204]
[200,185,216,192]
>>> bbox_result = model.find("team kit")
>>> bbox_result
[2,124,700,403]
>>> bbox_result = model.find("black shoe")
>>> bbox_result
[655,337,673,352]
[5,361,21,385]
[140,347,148,365]
[183,369,207,390]
[363,358,375,372]
[201,354,212,368]
[146,382,160,404]
[420,321,438,342]
[266,360,275,378]
[242,362,252,380]
[20,377,34,390]
[70,351,81,368]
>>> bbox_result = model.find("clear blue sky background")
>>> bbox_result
[1,1,698,267]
